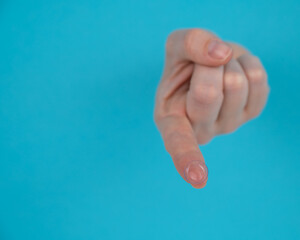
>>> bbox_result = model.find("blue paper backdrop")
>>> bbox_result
[0,0,299,239]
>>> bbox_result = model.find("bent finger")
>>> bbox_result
[216,59,248,133]
[237,54,270,120]
[186,64,224,143]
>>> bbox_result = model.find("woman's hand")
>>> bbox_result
[154,29,270,188]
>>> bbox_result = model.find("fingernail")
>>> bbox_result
[184,160,208,185]
[208,40,232,60]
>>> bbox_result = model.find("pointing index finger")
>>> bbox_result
[156,115,208,187]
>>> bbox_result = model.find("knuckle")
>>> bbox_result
[192,84,223,104]
[247,68,267,84]
[224,72,245,92]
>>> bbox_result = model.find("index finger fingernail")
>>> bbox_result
[184,160,208,185]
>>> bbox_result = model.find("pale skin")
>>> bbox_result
[154,29,270,188]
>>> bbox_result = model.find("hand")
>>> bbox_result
[154,29,270,188]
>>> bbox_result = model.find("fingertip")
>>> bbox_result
[184,160,208,186]
[191,180,208,189]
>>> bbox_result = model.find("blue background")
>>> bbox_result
[0,0,299,239]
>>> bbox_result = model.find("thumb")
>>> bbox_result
[157,115,208,188]
[164,28,233,71]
